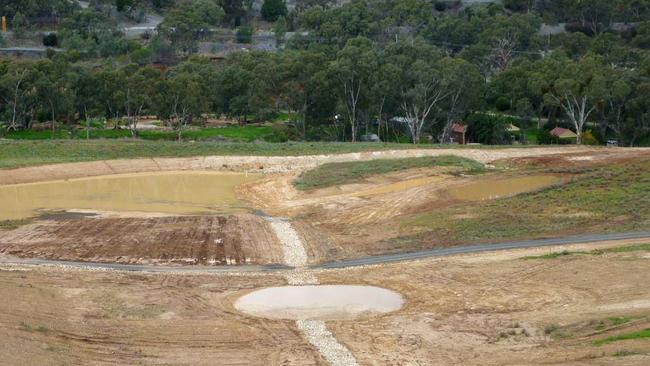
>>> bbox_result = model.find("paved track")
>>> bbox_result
[317,231,650,269]
[1,231,649,273]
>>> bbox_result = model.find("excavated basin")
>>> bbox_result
[0,171,260,220]
[447,175,562,201]
[235,285,404,320]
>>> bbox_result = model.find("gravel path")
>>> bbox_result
[297,320,359,366]
[265,216,358,366]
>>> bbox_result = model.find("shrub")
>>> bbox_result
[236,25,253,44]
[504,0,530,12]
[582,129,600,145]
[465,113,511,145]
[261,0,288,22]
[43,33,58,47]
[566,22,595,36]
[264,124,289,142]
[495,96,511,112]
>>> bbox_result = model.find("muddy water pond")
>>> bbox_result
[235,285,404,320]
[447,175,562,201]
[0,171,260,220]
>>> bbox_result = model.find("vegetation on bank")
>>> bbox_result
[593,328,650,345]
[2,1,650,146]
[294,156,485,190]
[0,218,33,231]
[0,140,533,170]
[3,126,276,142]
[399,159,650,245]
[523,244,650,260]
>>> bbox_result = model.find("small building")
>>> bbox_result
[506,124,520,133]
[451,122,468,144]
[549,127,578,143]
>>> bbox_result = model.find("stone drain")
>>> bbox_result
[263,217,360,366]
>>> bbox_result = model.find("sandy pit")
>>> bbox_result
[234,285,404,320]
[0,171,260,220]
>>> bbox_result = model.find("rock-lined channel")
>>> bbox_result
[251,217,405,366]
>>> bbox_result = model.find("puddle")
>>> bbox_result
[234,285,404,320]
[0,171,260,220]
[447,175,561,201]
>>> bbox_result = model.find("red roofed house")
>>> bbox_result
[549,127,578,143]
[451,122,468,144]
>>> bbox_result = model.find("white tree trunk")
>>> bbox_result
[343,76,361,142]
[556,93,596,145]
[400,80,446,144]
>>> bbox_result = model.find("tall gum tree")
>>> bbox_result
[328,37,377,142]
[544,54,607,144]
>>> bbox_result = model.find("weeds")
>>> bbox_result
[294,155,484,190]
[0,218,33,230]
[523,244,650,260]
[593,328,650,345]
[19,322,48,333]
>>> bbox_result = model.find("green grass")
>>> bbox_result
[399,159,650,246]
[0,140,535,170]
[523,250,585,260]
[609,317,633,326]
[593,328,650,345]
[4,126,275,142]
[604,243,650,253]
[523,244,650,260]
[524,129,538,144]
[293,155,485,190]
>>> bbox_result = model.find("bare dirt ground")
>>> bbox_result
[1,147,650,364]
[1,147,649,265]
[0,267,326,365]
[0,214,282,266]
[0,146,600,185]
[1,239,649,365]
[244,148,650,263]
[319,240,650,365]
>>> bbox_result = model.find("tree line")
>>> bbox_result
[0,0,649,145]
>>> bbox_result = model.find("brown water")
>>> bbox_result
[234,285,404,320]
[0,171,260,220]
[447,175,561,201]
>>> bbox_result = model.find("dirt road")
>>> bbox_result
[1,237,649,365]
[1,231,649,273]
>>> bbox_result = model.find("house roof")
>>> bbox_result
[550,127,577,138]
[451,122,467,134]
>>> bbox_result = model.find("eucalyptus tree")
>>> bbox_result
[438,58,483,143]
[121,64,162,136]
[384,39,446,144]
[543,54,608,144]
[154,69,209,140]
[0,61,32,131]
[328,36,378,141]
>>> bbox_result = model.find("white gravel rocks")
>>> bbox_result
[266,218,309,267]
[296,320,359,366]
[266,216,360,366]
